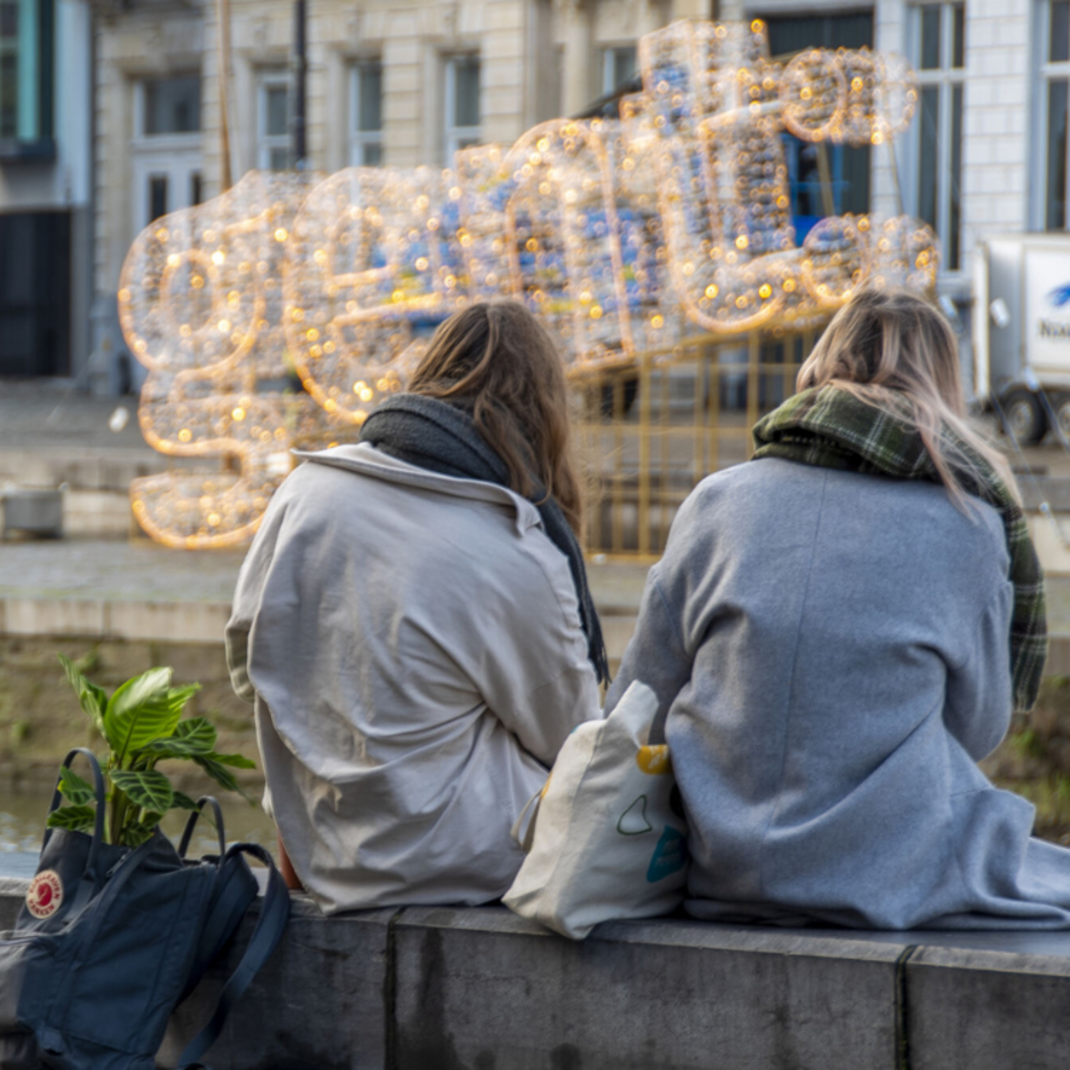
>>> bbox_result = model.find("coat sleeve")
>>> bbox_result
[473,552,602,768]
[944,581,1015,761]
[602,478,709,740]
[224,486,289,704]
[603,564,692,743]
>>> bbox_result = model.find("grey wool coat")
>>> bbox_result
[606,457,1070,930]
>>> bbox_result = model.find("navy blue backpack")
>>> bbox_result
[0,748,290,1070]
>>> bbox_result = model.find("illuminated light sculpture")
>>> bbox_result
[286,122,685,406]
[632,19,931,337]
[119,171,346,548]
[120,18,937,549]
[283,166,450,426]
[493,118,688,367]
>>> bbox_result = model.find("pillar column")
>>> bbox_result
[562,0,593,116]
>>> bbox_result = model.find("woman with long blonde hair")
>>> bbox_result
[227,300,604,912]
[606,286,1070,929]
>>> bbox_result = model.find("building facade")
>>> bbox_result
[90,0,707,389]
[0,0,91,378]
[83,0,1065,389]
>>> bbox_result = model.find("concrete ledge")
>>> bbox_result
[0,598,231,643]
[0,489,63,539]
[392,908,903,1070]
[162,897,395,1070]
[908,943,1070,1070]
[6,882,1070,1069]
[0,446,177,493]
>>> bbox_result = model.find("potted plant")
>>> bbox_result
[49,654,255,846]
[0,656,287,1069]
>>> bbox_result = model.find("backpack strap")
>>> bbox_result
[177,843,290,1069]
[178,797,227,860]
[45,749,108,887]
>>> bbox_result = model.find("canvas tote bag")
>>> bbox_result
[503,681,688,939]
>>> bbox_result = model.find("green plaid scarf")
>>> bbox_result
[751,385,1047,713]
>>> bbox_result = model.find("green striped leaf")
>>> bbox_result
[136,716,217,760]
[213,752,257,770]
[58,766,96,807]
[57,653,107,738]
[104,667,174,759]
[110,769,174,814]
[46,805,96,834]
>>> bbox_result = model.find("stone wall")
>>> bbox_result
[4,880,1069,1070]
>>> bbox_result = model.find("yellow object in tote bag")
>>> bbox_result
[503,681,689,939]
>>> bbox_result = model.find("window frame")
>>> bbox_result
[444,53,481,164]
[906,2,966,273]
[131,75,202,151]
[0,0,54,158]
[349,59,383,167]
[765,12,873,234]
[600,44,638,96]
[1037,0,1070,230]
[257,70,291,172]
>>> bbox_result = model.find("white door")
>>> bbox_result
[132,151,203,231]
[131,76,204,233]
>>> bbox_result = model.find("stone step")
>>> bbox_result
[0,489,62,539]
[0,447,169,494]
[0,446,201,540]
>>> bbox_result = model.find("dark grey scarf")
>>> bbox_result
[360,394,610,686]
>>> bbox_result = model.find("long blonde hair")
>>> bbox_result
[797,287,1020,508]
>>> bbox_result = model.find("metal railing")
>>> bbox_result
[573,327,821,559]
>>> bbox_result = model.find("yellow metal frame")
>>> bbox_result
[573,325,821,560]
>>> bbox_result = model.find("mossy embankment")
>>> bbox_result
[0,636,260,793]
[982,675,1070,845]
[5,634,1070,845]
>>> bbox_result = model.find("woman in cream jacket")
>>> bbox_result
[227,302,603,913]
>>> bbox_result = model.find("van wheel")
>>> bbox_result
[1052,393,1070,445]
[1000,390,1047,447]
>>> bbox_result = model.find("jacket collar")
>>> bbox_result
[292,444,543,536]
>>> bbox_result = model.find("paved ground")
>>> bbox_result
[0,379,149,453]
[0,537,649,619]
[2,375,1070,626]
[0,538,247,603]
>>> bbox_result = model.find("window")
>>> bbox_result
[444,55,480,162]
[258,74,290,171]
[911,3,965,270]
[143,76,200,135]
[1045,1,1070,229]
[350,61,382,166]
[0,212,70,376]
[148,175,167,222]
[0,0,53,151]
[601,45,637,95]
[132,76,202,227]
[766,14,873,237]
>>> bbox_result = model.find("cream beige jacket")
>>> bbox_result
[226,443,601,913]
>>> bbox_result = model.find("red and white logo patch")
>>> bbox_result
[26,870,63,919]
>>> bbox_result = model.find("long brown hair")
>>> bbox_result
[797,287,1019,508]
[408,300,585,533]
